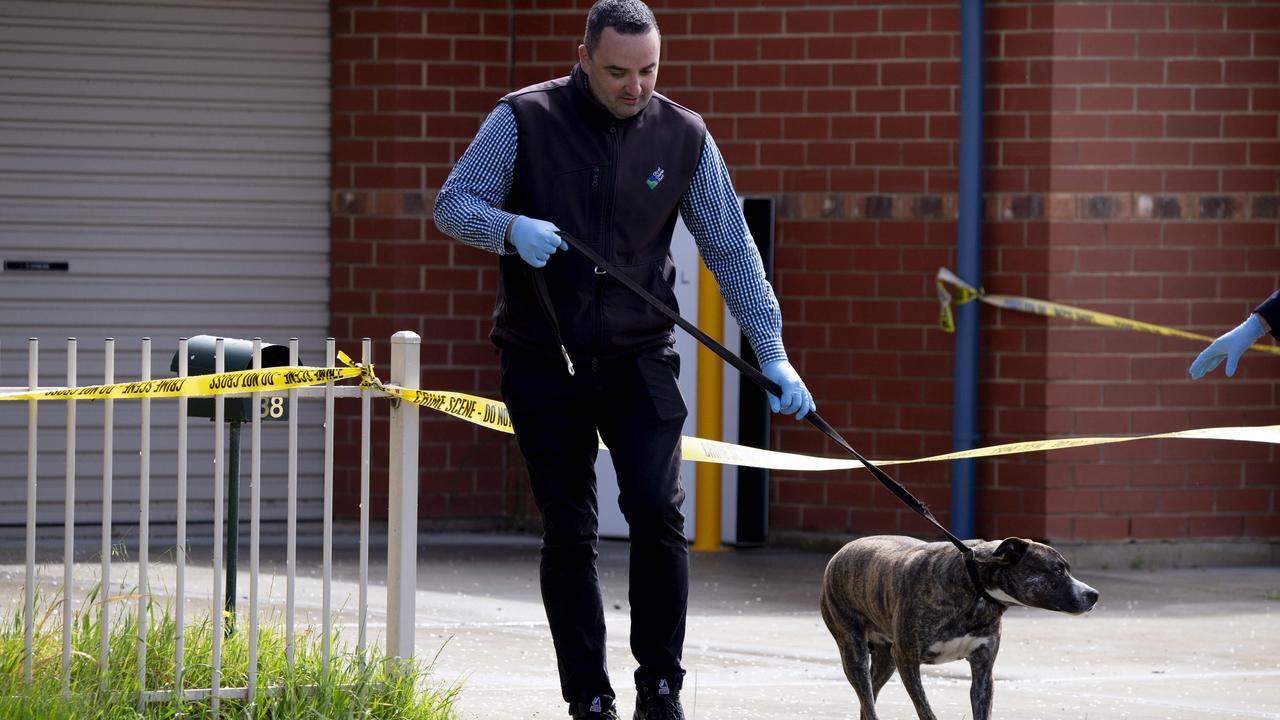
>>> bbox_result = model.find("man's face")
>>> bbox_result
[578,27,660,120]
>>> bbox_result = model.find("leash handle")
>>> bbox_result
[526,264,575,375]
[550,230,974,557]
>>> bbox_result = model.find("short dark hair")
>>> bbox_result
[583,0,659,55]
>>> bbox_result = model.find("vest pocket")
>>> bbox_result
[547,164,603,246]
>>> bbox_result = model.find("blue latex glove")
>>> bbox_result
[509,216,567,268]
[762,359,816,420]
[1189,314,1266,379]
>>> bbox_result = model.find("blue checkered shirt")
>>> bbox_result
[434,101,787,365]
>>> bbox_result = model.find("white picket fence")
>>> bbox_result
[1,330,422,710]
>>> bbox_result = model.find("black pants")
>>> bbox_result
[500,346,689,709]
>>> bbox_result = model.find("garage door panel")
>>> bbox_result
[0,200,327,229]
[1,228,329,254]
[0,23,328,57]
[0,0,331,530]
[0,1,327,34]
[0,124,329,154]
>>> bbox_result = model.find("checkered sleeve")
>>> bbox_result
[679,132,788,365]
[1257,290,1280,339]
[432,103,520,255]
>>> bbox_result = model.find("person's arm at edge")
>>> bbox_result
[1188,291,1277,379]
[432,102,520,254]
[1254,290,1279,339]
[678,132,786,367]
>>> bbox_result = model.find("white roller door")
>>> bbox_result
[0,0,331,535]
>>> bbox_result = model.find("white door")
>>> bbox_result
[596,214,743,543]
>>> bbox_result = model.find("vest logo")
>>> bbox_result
[589,696,602,713]
[646,166,665,190]
[658,678,671,695]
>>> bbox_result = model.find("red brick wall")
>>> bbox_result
[331,1,529,526]
[331,1,1279,542]
[976,2,1280,542]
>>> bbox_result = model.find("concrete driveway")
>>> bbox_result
[411,535,1279,720]
[2,532,1277,719]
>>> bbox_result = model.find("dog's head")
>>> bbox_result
[975,538,1099,614]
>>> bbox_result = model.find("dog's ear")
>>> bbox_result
[990,537,1030,566]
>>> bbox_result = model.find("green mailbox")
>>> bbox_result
[171,334,298,631]
[170,334,293,422]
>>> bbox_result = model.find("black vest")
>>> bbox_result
[494,64,707,362]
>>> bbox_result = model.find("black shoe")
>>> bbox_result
[570,696,620,720]
[633,678,685,720]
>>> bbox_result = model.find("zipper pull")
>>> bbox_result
[592,166,600,188]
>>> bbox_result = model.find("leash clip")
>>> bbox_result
[559,345,575,376]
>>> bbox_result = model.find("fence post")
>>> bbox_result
[62,337,76,695]
[386,331,420,665]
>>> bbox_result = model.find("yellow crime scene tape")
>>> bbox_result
[333,355,1280,468]
[3,350,1277,472]
[936,267,1280,356]
[0,366,363,402]
[366,384,1280,470]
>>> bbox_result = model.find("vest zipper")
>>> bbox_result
[592,160,606,355]
[596,123,619,352]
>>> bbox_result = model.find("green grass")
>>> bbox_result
[0,585,460,719]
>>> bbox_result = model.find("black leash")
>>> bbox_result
[527,264,576,375]
[539,230,998,605]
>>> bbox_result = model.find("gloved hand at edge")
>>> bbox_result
[1189,314,1267,379]
[508,216,568,268]
[762,359,816,420]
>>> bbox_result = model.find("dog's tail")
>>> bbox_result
[820,558,884,703]
[819,584,848,638]
[819,555,863,640]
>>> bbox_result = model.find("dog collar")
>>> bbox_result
[964,552,1003,606]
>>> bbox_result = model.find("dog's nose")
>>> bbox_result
[1082,587,1099,607]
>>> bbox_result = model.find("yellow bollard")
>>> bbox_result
[692,260,731,553]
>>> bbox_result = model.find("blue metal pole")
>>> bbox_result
[951,0,984,539]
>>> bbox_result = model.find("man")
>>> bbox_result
[433,2,814,718]
[1189,291,1279,379]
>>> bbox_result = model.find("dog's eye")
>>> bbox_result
[1056,562,1068,575]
